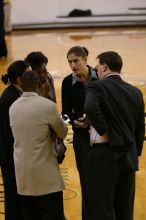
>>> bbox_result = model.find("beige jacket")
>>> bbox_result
[9,92,67,196]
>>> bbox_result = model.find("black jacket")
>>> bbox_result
[85,75,145,170]
[0,84,21,167]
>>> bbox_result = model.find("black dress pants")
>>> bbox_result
[86,143,135,220]
[20,191,64,220]
[73,129,90,220]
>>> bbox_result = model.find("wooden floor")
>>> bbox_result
[0,27,146,220]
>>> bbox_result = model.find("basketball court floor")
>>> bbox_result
[0,26,146,220]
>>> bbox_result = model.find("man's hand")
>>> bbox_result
[73,117,89,128]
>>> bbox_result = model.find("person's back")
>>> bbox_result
[100,76,143,133]
[84,51,145,220]
[9,71,67,220]
[89,75,144,168]
[10,94,66,195]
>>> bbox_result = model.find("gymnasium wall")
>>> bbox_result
[11,0,146,25]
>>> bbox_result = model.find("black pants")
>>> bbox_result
[1,165,23,220]
[73,129,90,220]
[20,191,64,220]
[0,29,7,57]
[87,143,135,220]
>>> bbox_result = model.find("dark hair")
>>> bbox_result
[21,70,40,90]
[67,46,87,58]
[1,60,30,85]
[1,74,9,85]
[82,47,89,56]
[97,51,123,73]
[24,51,48,70]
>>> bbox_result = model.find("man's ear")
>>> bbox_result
[103,63,108,72]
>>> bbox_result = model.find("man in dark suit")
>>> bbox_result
[84,51,145,220]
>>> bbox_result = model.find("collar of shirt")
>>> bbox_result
[104,72,121,79]
[13,84,23,95]
[22,92,39,97]
[72,65,98,85]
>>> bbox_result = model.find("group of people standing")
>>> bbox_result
[0,47,145,220]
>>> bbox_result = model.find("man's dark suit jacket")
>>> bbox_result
[84,74,145,170]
